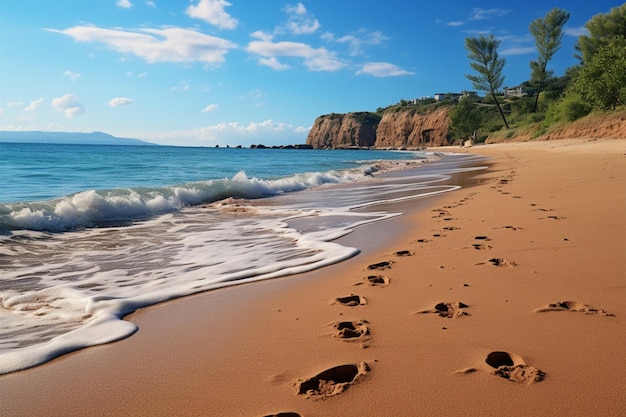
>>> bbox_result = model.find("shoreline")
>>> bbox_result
[1,138,624,417]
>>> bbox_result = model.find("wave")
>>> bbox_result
[0,166,380,233]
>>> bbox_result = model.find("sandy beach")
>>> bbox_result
[1,138,624,417]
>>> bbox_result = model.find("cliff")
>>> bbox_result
[375,107,450,148]
[306,112,379,149]
[305,107,451,149]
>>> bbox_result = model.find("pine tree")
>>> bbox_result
[464,34,509,129]
[529,8,570,112]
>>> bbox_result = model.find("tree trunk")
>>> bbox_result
[491,91,510,129]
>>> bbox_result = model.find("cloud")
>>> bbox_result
[171,82,190,91]
[356,62,414,77]
[186,0,238,30]
[501,46,536,56]
[258,57,291,70]
[323,29,389,56]
[247,39,346,71]
[7,101,23,107]
[24,98,45,112]
[63,70,81,82]
[497,34,535,56]
[283,2,320,35]
[469,8,511,20]
[446,21,465,27]
[144,119,309,145]
[52,94,85,118]
[108,97,134,107]
[565,26,589,37]
[201,104,218,112]
[116,0,132,8]
[48,25,237,66]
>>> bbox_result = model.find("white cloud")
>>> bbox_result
[258,57,290,70]
[250,30,273,42]
[356,62,414,77]
[0,109,4,115]
[24,98,45,112]
[108,97,134,107]
[324,29,389,56]
[446,21,464,27]
[146,1,155,7]
[116,0,132,8]
[142,119,308,146]
[63,70,81,82]
[565,26,588,37]
[186,0,238,30]
[501,46,536,56]
[470,8,511,20]
[171,82,190,91]
[247,39,346,71]
[7,101,22,107]
[52,94,85,118]
[497,34,535,56]
[48,26,237,66]
[283,2,320,35]
[201,104,218,112]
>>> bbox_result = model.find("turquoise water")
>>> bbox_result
[1,143,421,204]
[1,143,425,231]
[0,140,485,375]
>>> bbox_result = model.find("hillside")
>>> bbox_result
[0,131,157,146]
[305,105,626,149]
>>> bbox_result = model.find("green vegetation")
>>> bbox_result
[529,8,570,112]
[320,5,624,145]
[464,34,510,129]
[448,4,626,143]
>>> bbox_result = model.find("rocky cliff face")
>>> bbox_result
[375,107,451,148]
[306,112,379,149]
[305,107,451,149]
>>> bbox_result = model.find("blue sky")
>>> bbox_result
[0,1,621,147]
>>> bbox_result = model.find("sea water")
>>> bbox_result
[0,141,484,374]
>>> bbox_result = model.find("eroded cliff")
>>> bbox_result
[306,112,379,149]
[305,107,451,149]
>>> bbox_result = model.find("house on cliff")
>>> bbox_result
[434,91,477,101]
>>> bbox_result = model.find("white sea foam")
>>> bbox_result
[0,152,485,375]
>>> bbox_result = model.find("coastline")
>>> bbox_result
[1,138,624,417]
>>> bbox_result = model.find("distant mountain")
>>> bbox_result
[0,131,157,146]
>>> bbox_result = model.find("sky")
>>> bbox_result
[0,1,622,147]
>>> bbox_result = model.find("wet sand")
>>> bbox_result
[1,138,624,417]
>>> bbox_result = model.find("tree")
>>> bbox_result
[571,36,626,110]
[529,8,570,112]
[450,98,481,142]
[576,4,626,64]
[465,34,509,129]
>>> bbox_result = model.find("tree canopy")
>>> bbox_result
[571,36,626,110]
[464,34,509,129]
[529,8,570,112]
[576,4,626,64]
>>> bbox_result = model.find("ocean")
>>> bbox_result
[0,141,484,374]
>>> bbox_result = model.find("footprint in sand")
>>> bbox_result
[393,250,414,257]
[355,275,389,287]
[471,243,492,250]
[335,294,367,306]
[367,261,393,270]
[263,413,301,417]
[333,320,371,341]
[417,302,470,318]
[476,258,517,267]
[535,301,615,316]
[458,351,545,384]
[296,362,370,399]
